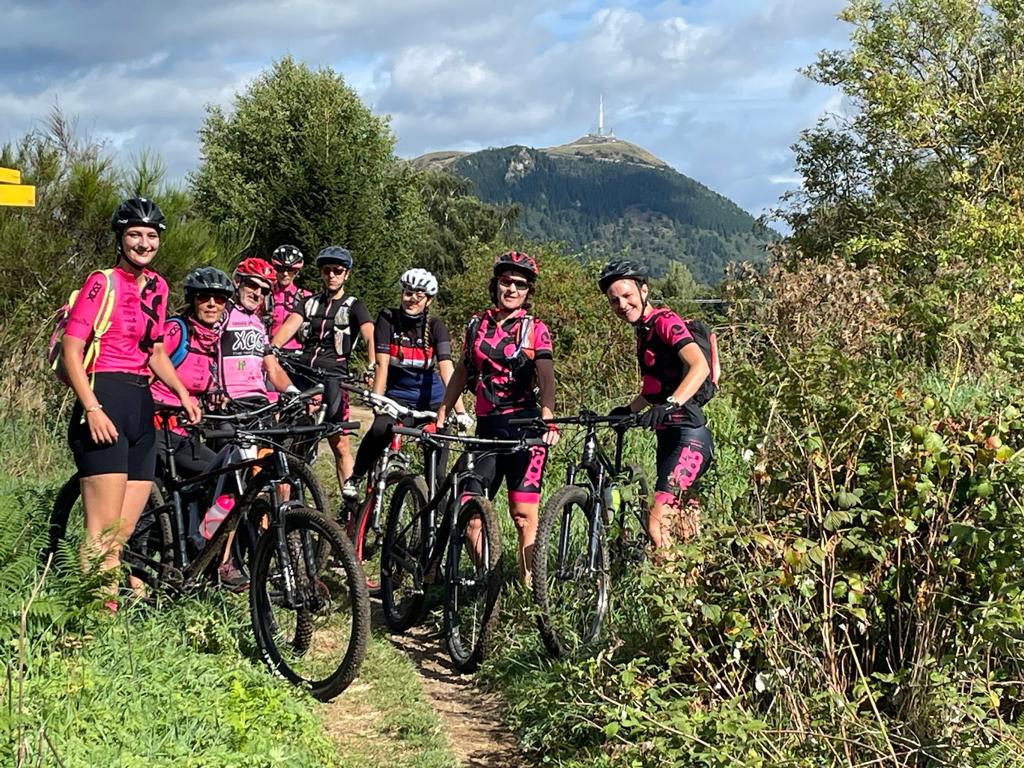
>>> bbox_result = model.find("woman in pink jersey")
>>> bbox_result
[269,244,311,349]
[598,259,713,548]
[63,198,201,603]
[436,251,559,582]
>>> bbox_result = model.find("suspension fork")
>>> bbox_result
[267,451,303,608]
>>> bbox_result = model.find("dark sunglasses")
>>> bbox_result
[321,265,348,276]
[195,292,228,305]
[242,280,271,296]
[497,275,531,291]
[277,266,300,274]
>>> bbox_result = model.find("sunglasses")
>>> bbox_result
[195,292,228,305]
[321,266,348,276]
[277,266,300,274]
[497,276,531,291]
[242,280,271,296]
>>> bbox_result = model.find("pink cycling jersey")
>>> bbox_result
[219,303,271,402]
[151,316,220,407]
[637,307,706,430]
[270,283,310,350]
[65,265,167,376]
[466,307,553,418]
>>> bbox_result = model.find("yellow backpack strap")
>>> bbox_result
[82,269,116,386]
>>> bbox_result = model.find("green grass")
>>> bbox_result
[4,594,339,767]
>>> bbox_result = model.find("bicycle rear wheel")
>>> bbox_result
[121,483,175,590]
[532,484,609,658]
[443,496,502,673]
[249,507,370,702]
[380,475,430,632]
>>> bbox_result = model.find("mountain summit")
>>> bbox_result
[412,137,772,284]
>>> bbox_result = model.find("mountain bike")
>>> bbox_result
[336,382,436,594]
[44,388,330,571]
[47,395,370,701]
[380,425,546,672]
[512,411,650,657]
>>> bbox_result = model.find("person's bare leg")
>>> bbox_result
[509,501,539,584]
[328,433,353,495]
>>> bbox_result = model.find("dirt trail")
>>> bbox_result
[389,621,524,768]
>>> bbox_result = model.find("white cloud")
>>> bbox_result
[0,0,853,214]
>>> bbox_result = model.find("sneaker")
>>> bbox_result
[217,561,249,591]
[342,477,362,500]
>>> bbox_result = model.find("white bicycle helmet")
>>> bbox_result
[399,268,439,297]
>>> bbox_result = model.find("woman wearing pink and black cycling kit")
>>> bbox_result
[63,198,200,599]
[599,260,713,548]
[150,266,233,475]
[436,251,559,581]
[268,244,311,349]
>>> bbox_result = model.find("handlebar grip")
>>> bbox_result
[202,428,237,441]
[507,417,546,428]
[392,425,423,437]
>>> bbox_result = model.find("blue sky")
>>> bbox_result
[0,0,852,219]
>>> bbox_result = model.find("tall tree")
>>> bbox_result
[777,0,1024,369]
[191,57,425,310]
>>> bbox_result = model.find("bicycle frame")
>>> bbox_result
[390,427,544,582]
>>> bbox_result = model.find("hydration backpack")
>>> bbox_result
[683,319,720,406]
[47,269,116,386]
[165,316,190,367]
[463,312,535,398]
[298,294,357,357]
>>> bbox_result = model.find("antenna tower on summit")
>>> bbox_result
[591,95,615,139]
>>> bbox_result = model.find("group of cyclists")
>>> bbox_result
[60,196,714,610]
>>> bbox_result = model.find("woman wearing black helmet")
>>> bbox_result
[151,266,232,473]
[436,250,559,582]
[599,259,713,548]
[62,198,201,607]
[272,245,374,496]
[269,244,311,350]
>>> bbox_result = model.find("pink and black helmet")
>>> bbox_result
[493,250,538,281]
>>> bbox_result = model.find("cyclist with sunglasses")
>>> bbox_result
[345,268,469,499]
[271,246,374,495]
[222,257,295,404]
[436,251,559,582]
[268,244,311,350]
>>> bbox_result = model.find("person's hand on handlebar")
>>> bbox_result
[183,398,202,425]
[452,411,474,433]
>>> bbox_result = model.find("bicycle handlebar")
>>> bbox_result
[201,421,359,442]
[392,425,546,450]
[507,412,639,429]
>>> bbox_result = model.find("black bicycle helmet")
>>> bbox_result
[111,197,167,234]
[271,244,305,268]
[316,245,353,269]
[597,259,647,293]
[183,266,234,302]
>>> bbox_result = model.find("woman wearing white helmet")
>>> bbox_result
[345,268,467,498]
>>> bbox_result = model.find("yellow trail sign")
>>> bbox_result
[0,167,35,207]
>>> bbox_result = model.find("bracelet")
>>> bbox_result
[85,404,103,413]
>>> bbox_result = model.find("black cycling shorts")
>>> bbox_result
[156,430,219,477]
[68,373,157,480]
[463,409,547,505]
[654,425,714,503]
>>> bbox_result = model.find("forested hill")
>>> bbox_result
[412,136,775,284]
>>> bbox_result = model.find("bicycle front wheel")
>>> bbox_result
[353,470,406,595]
[443,496,502,673]
[532,484,609,658]
[249,507,370,702]
[380,475,430,632]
